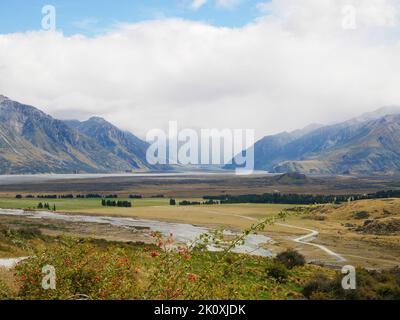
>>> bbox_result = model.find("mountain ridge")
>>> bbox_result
[64,116,159,170]
[2,95,400,175]
[226,106,400,175]
[0,96,155,174]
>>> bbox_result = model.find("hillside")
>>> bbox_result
[274,114,400,175]
[0,96,154,174]
[64,117,158,170]
[309,198,400,236]
[227,107,400,175]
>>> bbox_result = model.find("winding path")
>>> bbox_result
[205,209,346,263]
[276,223,346,262]
[0,257,28,269]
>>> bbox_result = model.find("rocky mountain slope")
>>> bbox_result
[226,107,400,175]
[64,117,151,170]
[0,96,154,174]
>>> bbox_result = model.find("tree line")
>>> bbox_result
[203,190,400,205]
[37,203,56,211]
[101,200,132,207]
[16,194,139,199]
[169,199,220,206]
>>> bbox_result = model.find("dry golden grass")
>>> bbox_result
[268,199,400,269]
[314,198,400,221]
[1,194,399,269]
[0,267,18,295]
[66,203,297,230]
[65,199,400,268]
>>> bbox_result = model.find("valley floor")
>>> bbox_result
[0,196,399,270]
[0,174,399,300]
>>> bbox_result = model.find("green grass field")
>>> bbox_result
[0,197,301,231]
[0,197,172,211]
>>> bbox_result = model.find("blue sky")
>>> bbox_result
[0,0,267,36]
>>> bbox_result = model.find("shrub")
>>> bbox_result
[354,211,370,219]
[302,267,400,300]
[17,228,43,240]
[0,280,13,300]
[266,262,288,283]
[302,274,333,299]
[7,208,302,300]
[275,250,305,269]
[179,200,201,206]
[169,199,176,206]
[15,239,141,300]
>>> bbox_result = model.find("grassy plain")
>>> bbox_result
[0,172,399,270]
[0,197,171,211]
[0,197,297,229]
[1,196,400,269]
[0,173,397,198]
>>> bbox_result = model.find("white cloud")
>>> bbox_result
[72,18,99,30]
[1,0,400,140]
[190,0,241,10]
[215,0,241,9]
[191,0,208,10]
[257,0,400,31]
[256,2,270,13]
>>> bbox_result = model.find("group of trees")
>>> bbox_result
[203,199,219,205]
[203,189,400,205]
[16,194,120,199]
[178,200,202,206]
[101,200,132,207]
[37,195,58,199]
[129,194,143,199]
[37,203,56,211]
[57,194,74,199]
[176,200,219,206]
[76,194,102,198]
[80,194,118,199]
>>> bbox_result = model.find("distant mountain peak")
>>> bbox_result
[374,105,400,114]
[63,114,159,171]
[351,106,400,123]
[228,105,400,175]
[0,96,157,174]
[290,123,324,139]
[0,95,10,103]
[87,116,108,123]
[84,116,118,129]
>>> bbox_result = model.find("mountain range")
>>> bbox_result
[1,95,400,175]
[0,95,157,174]
[226,106,400,175]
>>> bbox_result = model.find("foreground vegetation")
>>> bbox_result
[1,196,400,269]
[0,215,399,300]
[0,223,331,300]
